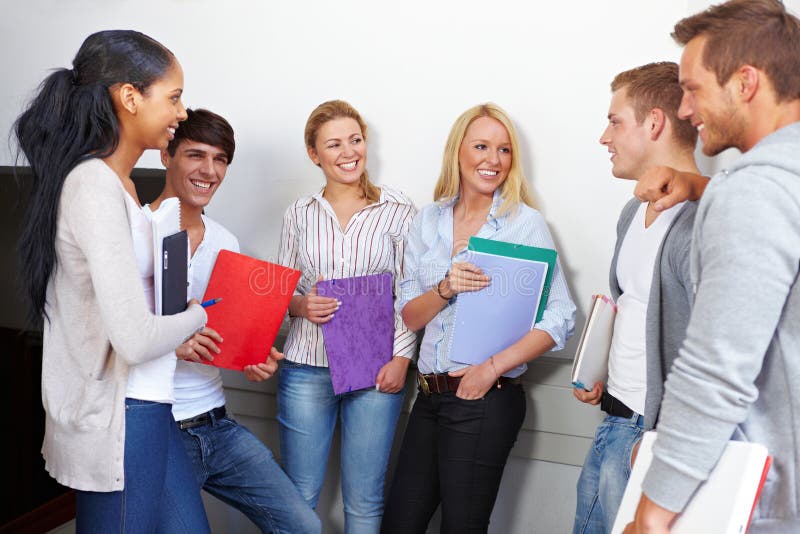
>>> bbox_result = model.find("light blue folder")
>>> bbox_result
[449,250,549,365]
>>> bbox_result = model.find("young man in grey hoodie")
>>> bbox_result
[572,62,699,534]
[624,1,800,532]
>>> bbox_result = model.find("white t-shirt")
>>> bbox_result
[125,194,178,403]
[607,201,685,415]
[170,215,239,421]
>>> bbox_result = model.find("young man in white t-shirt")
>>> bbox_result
[149,108,320,534]
[572,62,700,534]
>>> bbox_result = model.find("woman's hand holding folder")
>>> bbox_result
[446,262,490,295]
[375,356,411,394]
[290,276,339,324]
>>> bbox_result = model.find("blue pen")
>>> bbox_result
[201,297,222,308]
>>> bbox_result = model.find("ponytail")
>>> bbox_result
[14,30,174,324]
[15,68,119,324]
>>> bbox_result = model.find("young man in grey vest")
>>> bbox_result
[573,61,699,534]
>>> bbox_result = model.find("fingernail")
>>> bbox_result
[215,348,221,354]
[330,313,335,319]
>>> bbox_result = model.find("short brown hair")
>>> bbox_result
[167,108,235,164]
[304,100,380,204]
[611,62,697,150]
[672,0,800,102]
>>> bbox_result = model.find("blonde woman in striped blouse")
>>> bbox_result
[277,100,416,533]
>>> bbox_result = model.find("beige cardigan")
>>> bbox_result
[40,159,205,492]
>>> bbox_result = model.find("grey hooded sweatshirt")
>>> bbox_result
[641,122,800,532]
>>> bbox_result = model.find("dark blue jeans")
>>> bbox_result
[178,411,321,534]
[381,383,526,534]
[76,399,210,534]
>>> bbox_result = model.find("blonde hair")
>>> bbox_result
[304,99,380,204]
[434,103,533,215]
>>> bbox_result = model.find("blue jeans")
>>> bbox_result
[76,399,210,534]
[178,410,321,534]
[278,362,404,534]
[573,412,645,534]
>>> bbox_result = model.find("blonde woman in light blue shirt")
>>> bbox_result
[382,103,575,534]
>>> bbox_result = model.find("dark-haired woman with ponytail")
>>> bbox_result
[14,30,211,532]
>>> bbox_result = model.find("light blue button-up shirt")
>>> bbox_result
[399,191,576,377]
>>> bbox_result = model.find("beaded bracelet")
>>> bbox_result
[433,276,452,300]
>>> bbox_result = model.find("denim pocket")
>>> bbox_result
[281,359,306,370]
[217,416,237,429]
[592,420,613,453]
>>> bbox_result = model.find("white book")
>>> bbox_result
[143,197,182,315]
[611,431,771,534]
[571,294,616,390]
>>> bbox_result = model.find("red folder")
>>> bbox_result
[201,250,301,371]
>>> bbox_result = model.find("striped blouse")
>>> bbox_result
[279,186,418,367]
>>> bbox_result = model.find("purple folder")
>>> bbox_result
[317,273,394,394]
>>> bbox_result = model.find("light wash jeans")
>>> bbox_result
[573,412,645,534]
[278,361,404,534]
[76,399,210,534]
[178,411,321,534]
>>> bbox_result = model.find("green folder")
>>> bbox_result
[468,236,557,323]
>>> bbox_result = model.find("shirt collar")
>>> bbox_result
[311,186,391,207]
[311,187,326,204]
[438,188,505,230]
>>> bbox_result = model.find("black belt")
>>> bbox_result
[177,405,226,430]
[600,391,634,419]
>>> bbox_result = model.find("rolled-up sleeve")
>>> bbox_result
[534,258,575,351]
[528,215,576,351]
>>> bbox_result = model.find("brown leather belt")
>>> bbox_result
[417,373,520,395]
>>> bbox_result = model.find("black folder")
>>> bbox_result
[161,230,188,315]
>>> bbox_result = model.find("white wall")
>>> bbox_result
[4,0,799,327]
[6,1,795,532]
[2,0,697,351]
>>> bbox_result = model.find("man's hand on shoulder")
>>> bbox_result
[635,166,709,211]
